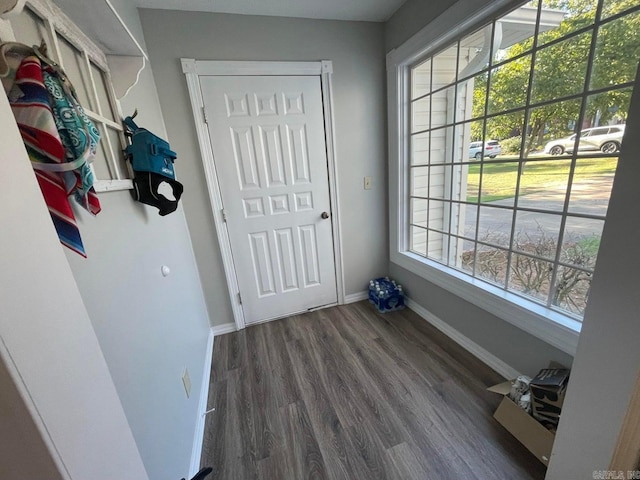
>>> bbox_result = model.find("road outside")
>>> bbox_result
[467,172,614,242]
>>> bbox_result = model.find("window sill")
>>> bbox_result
[391,250,581,355]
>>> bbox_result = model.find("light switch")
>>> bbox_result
[364,176,372,190]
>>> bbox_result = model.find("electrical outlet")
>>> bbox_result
[182,368,191,398]
[364,176,372,190]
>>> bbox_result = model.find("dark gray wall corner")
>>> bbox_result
[385,0,458,52]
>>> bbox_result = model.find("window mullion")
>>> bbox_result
[446,40,462,266]
[43,19,61,66]
[83,50,123,180]
[84,51,103,117]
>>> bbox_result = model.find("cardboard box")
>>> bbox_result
[530,368,570,428]
[488,381,555,466]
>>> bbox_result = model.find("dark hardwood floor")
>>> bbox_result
[200,301,546,479]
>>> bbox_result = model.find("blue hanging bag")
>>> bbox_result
[123,115,184,216]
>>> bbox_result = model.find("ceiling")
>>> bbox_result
[134,0,408,22]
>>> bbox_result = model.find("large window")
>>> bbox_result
[3,0,131,191]
[391,0,639,345]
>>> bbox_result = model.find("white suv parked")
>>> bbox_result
[469,140,502,160]
[544,125,625,155]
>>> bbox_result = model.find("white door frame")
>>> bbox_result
[182,59,345,331]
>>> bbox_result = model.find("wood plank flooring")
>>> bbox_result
[200,301,546,479]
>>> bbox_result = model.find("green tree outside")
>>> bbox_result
[471,0,639,156]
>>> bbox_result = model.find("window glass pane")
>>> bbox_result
[410,166,429,197]
[8,7,48,47]
[57,35,93,110]
[538,0,597,48]
[449,201,468,238]
[475,245,509,286]
[93,124,114,179]
[452,126,467,164]
[427,200,450,232]
[568,158,618,215]
[590,11,640,91]
[602,0,639,21]
[496,6,537,63]
[509,253,553,302]
[458,26,492,79]
[431,86,456,127]
[432,45,458,88]
[531,32,591,105]
[513,211,561,261]
[427,230,451,264]
[461,203,479,239]
[428,165,447,199]
[448,234,465,266]
[411,132,430,166]
[477,205,512,247]
[459,239,476,275]
[488,54,531,114]
[410,226,427,256]
[411,198,428,228]
[469,119,486,151]
[466,162,481,202]
[90,63,116,121]
[478,113,522,163]
[411,59,431,99]
[456,124,472,164]
[465,72,487,121]
[560,217,603,270]
[411,95,431,133]
[533,97,582,156]
[518,159,571,212]
[106,127,128,179]
[480,160,519,206]
[429,127,450,164]
[551,265,591,316]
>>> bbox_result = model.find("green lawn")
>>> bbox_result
[466,157,618,203]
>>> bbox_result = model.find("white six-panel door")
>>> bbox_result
[200,75,337,324]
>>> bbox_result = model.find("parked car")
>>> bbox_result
[544,125,625,155]
[469,140,502,160]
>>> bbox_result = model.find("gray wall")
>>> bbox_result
[0,352,63,480]
[390,265,574,376]
[63,3,212,479]
[0,86,148,479]
[140,9,388,325]
[385,0,456,51]
[385,0,573,376]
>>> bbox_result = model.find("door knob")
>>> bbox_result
[321,211,330,219]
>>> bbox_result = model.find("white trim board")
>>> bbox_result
[344,291,369,304]
[189,328,215,477]
[405,297,520,380]
[182,59,346,329]
[211,322,236,337]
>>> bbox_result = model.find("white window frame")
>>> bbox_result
[2,0,132,192]
[387,0,587,355]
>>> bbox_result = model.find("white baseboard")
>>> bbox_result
[405,297,520,380]
[211,322,236,336]
[189,328,215,477]
[343,291,369,304]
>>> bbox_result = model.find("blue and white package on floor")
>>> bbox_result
[368,277,405,313]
